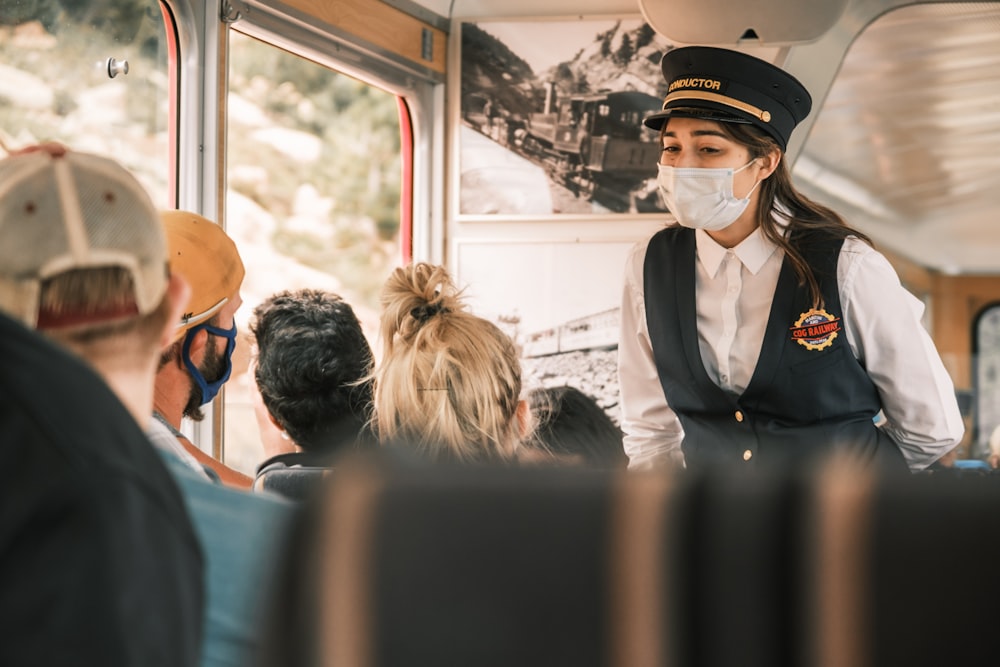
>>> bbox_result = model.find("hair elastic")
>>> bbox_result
[410,302,449,322]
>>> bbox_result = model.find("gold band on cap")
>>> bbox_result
[662,90,772,123]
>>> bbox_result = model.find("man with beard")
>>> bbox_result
[154,210,253,488]
[149,210,295,665]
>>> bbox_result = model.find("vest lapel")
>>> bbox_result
[742,254,797,401]
[674,229,717,388]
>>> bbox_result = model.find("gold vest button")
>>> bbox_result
[743,449,753,461]
[735,410,744,422]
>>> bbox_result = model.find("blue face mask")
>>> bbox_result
[182,321,238,406]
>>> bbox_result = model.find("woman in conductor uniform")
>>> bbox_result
[618,46,964,471]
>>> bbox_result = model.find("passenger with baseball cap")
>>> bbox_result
[0,142,204,665]
[146,213,296,667]
[154,210,254,488]
[618,46,963,471]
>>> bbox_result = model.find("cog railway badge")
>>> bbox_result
[790,308,841,351]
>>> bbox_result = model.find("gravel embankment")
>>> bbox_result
[521,348,621,424]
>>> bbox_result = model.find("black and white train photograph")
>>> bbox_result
[458,18,673,215]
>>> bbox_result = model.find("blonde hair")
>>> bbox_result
[372,263,522,462]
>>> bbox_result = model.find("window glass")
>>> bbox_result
[975,304,1000,458]
[224,30,402,473]
[0,0,171,204]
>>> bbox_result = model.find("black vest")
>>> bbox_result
[642,227,906,470]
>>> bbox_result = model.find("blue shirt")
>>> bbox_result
[148,419,295,667]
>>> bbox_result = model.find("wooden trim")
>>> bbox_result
[279,0,447,74]
[321,460,384,667]
[609,470,673,667]
[813,459,873,667]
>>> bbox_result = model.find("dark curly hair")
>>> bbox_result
[250,289,373,453]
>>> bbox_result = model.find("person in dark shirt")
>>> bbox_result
[0,143,204,666]
[250,289,375,499]
[0,312,203,666]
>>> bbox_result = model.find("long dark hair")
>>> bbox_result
[716,122,874,308]
[525,386,627,469]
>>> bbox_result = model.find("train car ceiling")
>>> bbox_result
[637,0,849,45]
[795,1,1000,275]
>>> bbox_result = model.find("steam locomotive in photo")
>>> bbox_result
[517,90,663,205]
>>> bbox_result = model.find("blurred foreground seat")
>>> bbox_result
[812,461,1000,667]
[264,455,1000,667]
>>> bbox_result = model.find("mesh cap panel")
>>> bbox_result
[0,149,167,328]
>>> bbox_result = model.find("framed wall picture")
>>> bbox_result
[456,17,674,218]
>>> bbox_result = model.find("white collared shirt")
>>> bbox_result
[618,226,964,471]
[147,413,214,481]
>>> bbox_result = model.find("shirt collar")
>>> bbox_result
[695,225,781,277]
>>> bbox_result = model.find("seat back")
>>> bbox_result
[314,459,681,667]
[253,464,331,501]
[811,462,1000,667]
[269,455,1000,667]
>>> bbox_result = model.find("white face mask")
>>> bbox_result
[657,159,760,231]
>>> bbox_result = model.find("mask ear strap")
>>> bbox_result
[740,177,763,201]
[735,158,762,200]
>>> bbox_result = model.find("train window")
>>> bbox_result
[974,304,1000,458]
[222,30,403,473]
[0,0,171,203]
